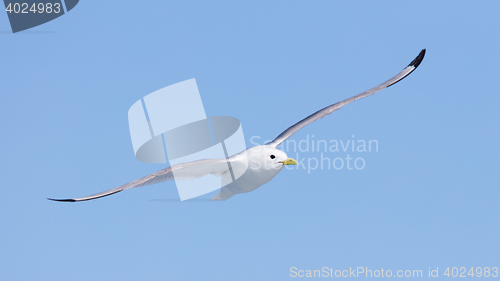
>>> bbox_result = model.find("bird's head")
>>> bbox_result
[246,145,297,171]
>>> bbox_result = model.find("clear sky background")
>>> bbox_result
[1,1,499,280]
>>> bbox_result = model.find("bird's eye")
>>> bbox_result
[270,155,275,159]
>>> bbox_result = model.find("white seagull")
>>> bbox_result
[49,49,426,202]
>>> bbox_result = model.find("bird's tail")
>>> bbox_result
[211,187,235,201]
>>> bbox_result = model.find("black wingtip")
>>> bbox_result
[47,198,76,202]
[408,49,426,68]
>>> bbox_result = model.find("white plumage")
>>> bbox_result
[49,49,425,202]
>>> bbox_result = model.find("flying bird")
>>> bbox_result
[49,49,426,202]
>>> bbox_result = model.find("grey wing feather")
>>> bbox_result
[267,49,426,148]
[48,158,231,202]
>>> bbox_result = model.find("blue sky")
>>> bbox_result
[1,1,499,280]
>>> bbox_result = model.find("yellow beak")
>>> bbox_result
[280,158,298,165]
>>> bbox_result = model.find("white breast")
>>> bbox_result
[221,147,284,195]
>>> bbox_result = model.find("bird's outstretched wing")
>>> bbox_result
[267,49,426,148]
[48,158,231,202]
